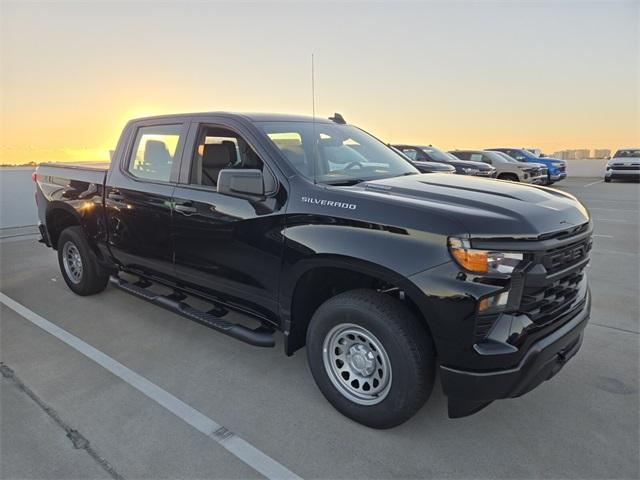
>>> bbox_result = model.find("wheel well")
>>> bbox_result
[498,172,518,181]
[287,266,428,354]
[46,208,79,248]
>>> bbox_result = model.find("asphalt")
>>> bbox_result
[1,177,638,479]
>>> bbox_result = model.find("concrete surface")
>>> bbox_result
[0,374,112,479]
[0,177,638,479]
[564,159,607,177]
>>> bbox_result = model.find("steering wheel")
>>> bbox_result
[344,161,363,170]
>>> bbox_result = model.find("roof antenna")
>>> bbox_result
[311,53,317,185]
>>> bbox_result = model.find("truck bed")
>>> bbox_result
[37,162,108,185]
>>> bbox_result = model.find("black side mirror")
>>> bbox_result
[217,169,265,197]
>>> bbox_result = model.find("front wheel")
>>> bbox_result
[57,226,109,296]
[306,289,435,429]
[604,177,611,183]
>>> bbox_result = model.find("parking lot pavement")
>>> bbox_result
[1,178,638,479]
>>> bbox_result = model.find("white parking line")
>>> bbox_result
[593,218,634,223]
[593,234,614,238]
[582,180,604,187]
[593,249,638,257]
[588,207,638,213]
[0,292,301,480]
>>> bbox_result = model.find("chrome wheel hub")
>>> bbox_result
[322,323,392,405]
[62,241,83,284]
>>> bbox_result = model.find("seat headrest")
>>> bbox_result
[220,141,237,163]
[202,144,232,167]
[281,146,308,175]
[144,140,171,164]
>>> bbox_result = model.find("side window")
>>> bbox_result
[128,124,182,182]
[401,148,418,160]
[470,153,489,163]
[191,126,264,187]
[453,152,468,160]
[509,150,525,160]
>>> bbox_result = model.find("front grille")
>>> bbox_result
[558,164,566,172]
[611,165,640,171]
[540,167,548,175]
[541,238,592,274]
[520,268,585,325]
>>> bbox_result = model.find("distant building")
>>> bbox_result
[551,149,593,160]
[593,149,611,159]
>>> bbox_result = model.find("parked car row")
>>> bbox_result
[392,144,565,185]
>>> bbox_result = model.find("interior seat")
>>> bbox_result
[280,146,309,176]
[144,140,172,180]
[202,144,232,186]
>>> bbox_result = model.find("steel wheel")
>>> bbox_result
[322,323,392,405]
[62,241,83,284]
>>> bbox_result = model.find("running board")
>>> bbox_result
[109,276,275,348]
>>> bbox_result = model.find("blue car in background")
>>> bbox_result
[486,148,566,184]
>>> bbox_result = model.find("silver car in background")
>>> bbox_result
[449,150,548,184]
[605,148,640,183]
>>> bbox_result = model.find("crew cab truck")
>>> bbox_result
[35,112,592,428]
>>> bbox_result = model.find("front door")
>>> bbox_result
[171,121,287,322]
[105,122,187,281]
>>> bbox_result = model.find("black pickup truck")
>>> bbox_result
[35,112,592,428]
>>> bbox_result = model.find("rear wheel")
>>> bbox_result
[306,289,435,429]
[57,226,109,296]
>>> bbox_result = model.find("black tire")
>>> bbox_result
[306,289,435,429]
[604,177,611,183]
[57,226,109,296]
[498,173,519,182]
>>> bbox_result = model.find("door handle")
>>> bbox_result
[174,204,197,215]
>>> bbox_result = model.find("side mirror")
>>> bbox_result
[217,169,265,197]
[217,168,278,197]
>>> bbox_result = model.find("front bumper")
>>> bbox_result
[605,169,640,179]
[549,171,567,181]
[440,290,590,418]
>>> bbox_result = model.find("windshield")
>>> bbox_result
[258,122,418,184]
[492,151,519,163]
[614,149,640,158]
[418,146,452,162]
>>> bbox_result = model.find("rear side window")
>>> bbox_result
[470,153,487,163]
[128,124,182,181]
[401,148,418,160]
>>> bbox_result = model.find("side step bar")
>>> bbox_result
[109,276,275,348]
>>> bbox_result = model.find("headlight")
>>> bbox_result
[462,168,479,174]
[448,238,524,274]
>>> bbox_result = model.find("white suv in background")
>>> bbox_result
[605,148,640,183]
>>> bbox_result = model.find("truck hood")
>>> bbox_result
[355,174,589,237]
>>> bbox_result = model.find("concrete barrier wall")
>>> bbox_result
[564,159,607,177]
[0,167,38,229]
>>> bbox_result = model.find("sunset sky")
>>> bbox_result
[1,0,638,164]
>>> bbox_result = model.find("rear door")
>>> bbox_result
[170,117,287,322]
[105,120,188,281]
